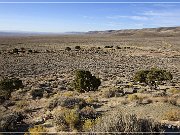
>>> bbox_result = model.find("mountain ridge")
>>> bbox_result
[0,26,180,37]
[86,26,180,37]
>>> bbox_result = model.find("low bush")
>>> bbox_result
[85,97,98,104]
[64,108,79,130]
[28,49,33,53]
[104,46,113,48]
[128,94,139,101]
[0,78,23,102]
[167,97,177,106]
[33,50,39,53]
[103,87,124,98]
[54,106,100,132]
[115,46,121,49]
[88,111,164,133]
[25,125,47,135]
[75,46,81,50]
[48,97,87,110]
[65,47,71,51]
[54,108,80,131]
[168,88,180,94]
[134,68,173,89]
[72,69,101,92]
[53,109,69,131]
[0,90,11,103]
[80,106,98,120]
[12,48,19,54]
[83,118,100,131]
[0,78,23,91]
[0,112,25,132]
[30,89,44,99]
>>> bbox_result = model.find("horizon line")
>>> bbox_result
[0,26,180,33]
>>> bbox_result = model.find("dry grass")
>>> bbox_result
[153,96,178,106]
[85,97,98,104]
[88,111,164,134]
[128,94,146,103]
[168,88,180,94]
[162,109,180,121]
[102,87,124,98]
[25,125,47,135]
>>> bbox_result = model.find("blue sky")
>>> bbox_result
[0,0,180,32]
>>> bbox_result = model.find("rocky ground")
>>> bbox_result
[0,35,179,133]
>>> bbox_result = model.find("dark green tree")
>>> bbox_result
[12,48,19,54]
[65,47,71,51]
[0,78,23,102]
[73,70,101,92]
[134,68,173,89]
[75,46,81,50]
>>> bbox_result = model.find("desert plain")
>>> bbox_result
[0,27,180,134]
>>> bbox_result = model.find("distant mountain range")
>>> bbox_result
[0,31,85,37]
[0,31,50,37]
[86,26,180,37]
[0,26,180,37]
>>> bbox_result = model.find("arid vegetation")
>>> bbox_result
[0,29,180,133]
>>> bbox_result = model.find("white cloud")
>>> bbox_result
[106,15,149,20]
[141,10,178,17]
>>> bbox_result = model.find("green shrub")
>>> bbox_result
[12,48,18,54]
[64,108,79,130]
[134,68,173,89]
[0,90,11,103]
[54,108,80,131]
[0,78,23,91]
[115,46,121,49]
[59,97,86,109]
[28,49,33,53]
[0,112,25,132]
[53,109,69,131]
[72,70,101,92]
[33,50,39,53]
[104,46,113,48]
[80,106,98,120]
[134,70,149,84]
[30,89,44,99]
[65,47,71,51]
[0,78,23,102]
[83,118,100,131]
[48,97,87,109]
[75,46,81,50]
[54,106,100,132]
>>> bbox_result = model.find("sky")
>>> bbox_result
[0,0,180,32]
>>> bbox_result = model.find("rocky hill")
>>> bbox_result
[87,26,180,37]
